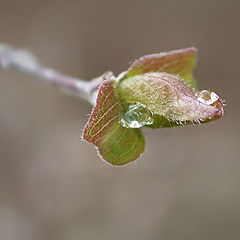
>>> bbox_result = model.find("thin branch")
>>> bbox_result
[0,43,110,104]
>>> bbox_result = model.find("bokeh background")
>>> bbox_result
[0,0,239,239]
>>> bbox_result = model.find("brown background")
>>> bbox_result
[0,0,239,239]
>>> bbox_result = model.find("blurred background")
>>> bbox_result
[0,0,239,239]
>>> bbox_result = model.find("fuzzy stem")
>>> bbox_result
[0,43,106,104]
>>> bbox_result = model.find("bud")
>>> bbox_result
[82,48,224,166]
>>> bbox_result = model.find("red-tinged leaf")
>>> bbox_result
[82,79,145,166]
[116,72,223,123]
[124,47,197,88]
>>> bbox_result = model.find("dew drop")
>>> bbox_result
[196,89,224,117]
[197,90,220,105]
[120,103,154,128]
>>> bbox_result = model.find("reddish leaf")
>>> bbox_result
[117,72,223,123]
[124,47,197,88]
[82,79,145,166]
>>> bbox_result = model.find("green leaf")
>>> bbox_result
[82,79,145,166]
[116,72,223,123]
[124,47,197,89]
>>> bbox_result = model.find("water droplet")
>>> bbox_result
[196,90,224,117]
[197,90,220,105]
[120,103,154,128]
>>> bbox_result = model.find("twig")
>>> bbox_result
[0,43,111,104]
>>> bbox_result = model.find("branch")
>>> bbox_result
[0,43,111,104]
[0,44,225,166]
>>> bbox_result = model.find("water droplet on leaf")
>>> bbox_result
[120,103,154,128]
[196,90,224,117]
[197,90,218,104]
